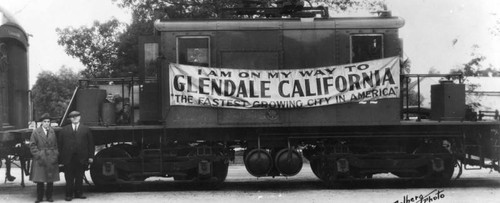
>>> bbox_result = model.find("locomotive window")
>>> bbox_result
[350,35,383,63]
[144,43,159,78]
[177,37,210,67]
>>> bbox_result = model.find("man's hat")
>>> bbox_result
[68,111,81,118]
[39,113,51,122]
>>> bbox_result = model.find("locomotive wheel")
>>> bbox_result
[314,158,353,188]
[414,144,455,186]
[310,159,328,181]
[312,158,345,188]
[425,156,455,186]
[211,159,229,186]
[90,146,132,186]
[199,158,229,189]
[244,149,273,177]
[274,149,303,176]
[173,168,197,181]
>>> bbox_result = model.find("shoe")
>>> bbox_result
[35,200,42,203]
[6,176,16,182]
[65,196,72,201]
[46,198,54,202]
[74,196,86,199]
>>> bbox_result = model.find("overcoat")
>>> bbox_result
[58,123,95,165]
[29,126,60,182]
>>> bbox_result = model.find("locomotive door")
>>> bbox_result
[138,36,161,123]
[138,36,163,174]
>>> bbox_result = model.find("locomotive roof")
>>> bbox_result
[154,17,405,31]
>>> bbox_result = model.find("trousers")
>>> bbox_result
[64,153,85,197]
[36,182,53,200]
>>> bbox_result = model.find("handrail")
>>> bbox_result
[60,86,80,127]
[401,73,464,121]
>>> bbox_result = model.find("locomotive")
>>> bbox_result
[72,4,499,187]
[1,3,500,188]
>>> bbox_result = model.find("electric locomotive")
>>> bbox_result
[60,4,500,188]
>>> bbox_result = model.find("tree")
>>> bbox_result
[308,0,385,13]
[490,17,500,37]
[449,45,485,77]
[113,0,384,72]
[113,0,385,21]
[56,18,126,78]
[57,0,383,78]
[449,45,488,110]
[400,58,425,106]
[31,66,80,120]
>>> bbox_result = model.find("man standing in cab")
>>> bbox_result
[58,111,94,201]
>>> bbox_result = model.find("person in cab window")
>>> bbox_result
[58,111,94,201]
[29,113,59,202]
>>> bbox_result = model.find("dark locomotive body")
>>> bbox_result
[154,17,403,128]
[70,15,499,187]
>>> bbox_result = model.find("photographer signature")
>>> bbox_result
[394,189,445,203]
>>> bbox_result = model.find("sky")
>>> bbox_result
[0,0,499,87]
[0,0,131,86]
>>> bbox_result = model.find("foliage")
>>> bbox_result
[309,0,385,13]
[400,58,424,106]
[449,45,485,77]
[113,0,241,21]
[31,66,80,120]
[448,45,494,110]
[56,0,384,78]
[113,0,385,21]
[462,78,482,110]
[56,18,125,78]
[113,0,384,74]
[490,17,500,37]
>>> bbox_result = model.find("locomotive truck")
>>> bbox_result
[1,4,500,188]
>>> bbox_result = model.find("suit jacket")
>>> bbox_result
[58,123,95,165]
[29,127,60,182]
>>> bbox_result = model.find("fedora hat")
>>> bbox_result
[39,113,51,122]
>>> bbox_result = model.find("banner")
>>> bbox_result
[169,57,400,109]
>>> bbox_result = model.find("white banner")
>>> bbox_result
[169,57,400,109]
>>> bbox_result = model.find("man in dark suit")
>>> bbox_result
[58,111,94,201]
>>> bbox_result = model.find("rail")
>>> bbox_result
[478,110,499,121]
[72,76,157,125]
[401,73,464,121]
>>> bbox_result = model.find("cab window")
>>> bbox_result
[177,37,210,67]
[351,35,383,63]
[144,42,159,78]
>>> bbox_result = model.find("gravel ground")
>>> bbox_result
[1,163,500,203]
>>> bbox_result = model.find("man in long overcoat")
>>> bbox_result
[58,111,94,201]
[30,113,59,202]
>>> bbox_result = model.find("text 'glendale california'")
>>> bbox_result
[169,57,400,109]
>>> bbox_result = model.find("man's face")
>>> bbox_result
[41,119,50,129]
[70,115,81,124]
